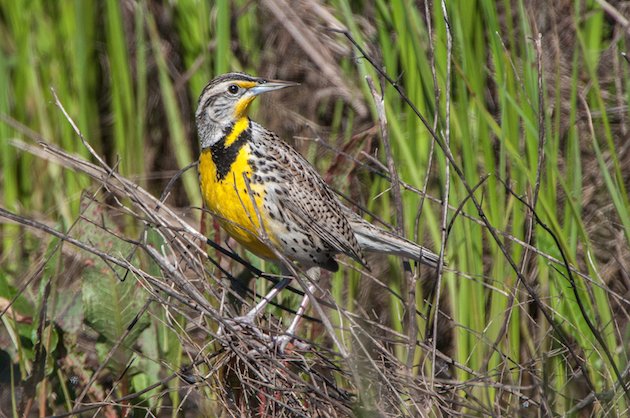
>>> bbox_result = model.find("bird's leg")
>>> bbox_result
[219,267,319,354]
[238,275,292,324]
[273,267,320,352]
[286,286,314,335]
[217,275,292,343]
[287,267,320,335]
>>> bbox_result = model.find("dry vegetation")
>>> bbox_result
[1,0,630,417]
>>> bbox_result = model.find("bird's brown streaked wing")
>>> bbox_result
[266,135,368,267]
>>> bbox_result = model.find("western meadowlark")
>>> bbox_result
[196,72,439,345]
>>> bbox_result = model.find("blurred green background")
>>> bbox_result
[1,0,630,416]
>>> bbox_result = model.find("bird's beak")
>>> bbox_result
[250,80,299,96]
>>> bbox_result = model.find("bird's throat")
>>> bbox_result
[234,96,255,119]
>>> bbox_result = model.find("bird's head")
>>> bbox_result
[195,72,298,149]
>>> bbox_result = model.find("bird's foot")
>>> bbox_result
[245,333,310,356]
[218,313,264,339]
[218,316,309,355]
[268,334,310,354]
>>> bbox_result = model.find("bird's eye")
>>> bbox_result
[227,84,239,95]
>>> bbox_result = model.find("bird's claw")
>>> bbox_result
[218,316,310,355]
[270,334,310,353]
[245,334,310,356]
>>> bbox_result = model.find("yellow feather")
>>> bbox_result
[225,117,249,146]
[199,142,276,260]
[233,96,255,119]
[235,80,257,89]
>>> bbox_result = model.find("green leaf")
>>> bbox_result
[130,325,162,408]
[52,290,83,334]
[75,196,150,372]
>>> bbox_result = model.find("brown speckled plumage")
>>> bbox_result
[247,121,366,271]
[196,72,440,272]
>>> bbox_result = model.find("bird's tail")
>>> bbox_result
[348,214,441,269]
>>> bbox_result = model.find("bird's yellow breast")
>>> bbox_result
[199,119,276,259]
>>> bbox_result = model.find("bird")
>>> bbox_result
[195,72,440,345]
